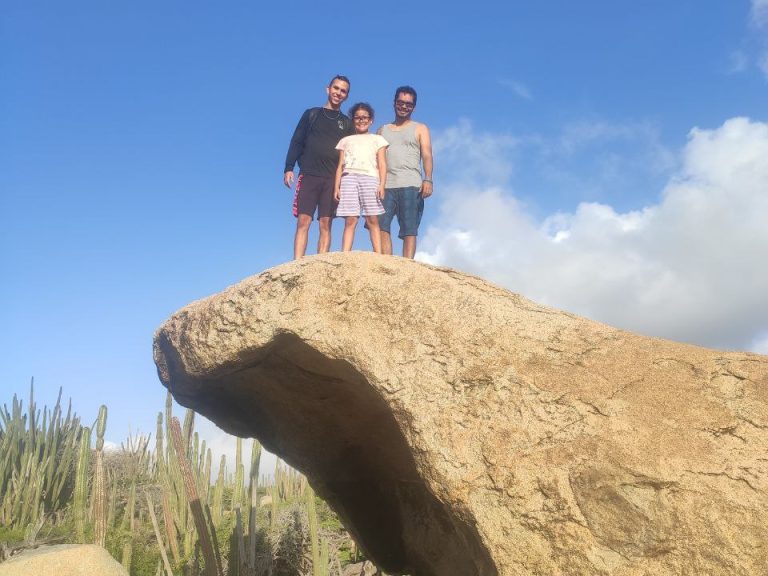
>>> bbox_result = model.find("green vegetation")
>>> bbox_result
[0,383,367,575]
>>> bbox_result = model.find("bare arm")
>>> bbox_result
[417,124,433,198]
[377,147,388,199]
[334,150,345,201]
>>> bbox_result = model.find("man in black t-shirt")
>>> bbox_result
[284,75,354,259]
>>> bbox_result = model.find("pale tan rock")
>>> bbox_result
[342,560,379,576]
[153,252,768,576]
[0,544,128,576]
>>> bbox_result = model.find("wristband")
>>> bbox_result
[423,179,432,183]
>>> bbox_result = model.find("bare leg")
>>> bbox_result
[294,214,312,259]
[342,217,359,251]
[403,235,417,259]
[381,231,393,255]
[365,216,382,253]
[317,217,332,253]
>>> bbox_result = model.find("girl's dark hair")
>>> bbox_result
[349,102,374,120]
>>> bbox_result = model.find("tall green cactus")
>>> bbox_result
[120,481,136,572]
[248,439,262,574]
[2,387,357,576]
[106,468,118,531]
[154,408,181,563]
[212,455,225,525]
[0,384,81,530]
[92,405,108,547]
[233,438,244,514]
[146,490,175,576]
[307,484,324,576]
[74,426,91,543]
[169,416,222,576]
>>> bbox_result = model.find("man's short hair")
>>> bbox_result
[330,75,351,88]
[394,85,417,105]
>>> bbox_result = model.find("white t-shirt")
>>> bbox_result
[335,133,389,178]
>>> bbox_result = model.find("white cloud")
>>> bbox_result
[728,49,749,74]
[759,52,768,77]
[498,78,533,100]
[753,0,768,27]
[552,120,676,185]
[734,2,768,79]
[433,119,518,186]
[419,117,768,353]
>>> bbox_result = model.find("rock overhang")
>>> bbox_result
[154,252,768,576]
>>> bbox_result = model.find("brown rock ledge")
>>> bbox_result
[153,252,768,576]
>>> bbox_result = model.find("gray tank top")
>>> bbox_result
[381,122,423,188]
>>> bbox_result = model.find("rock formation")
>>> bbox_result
[0,544,128,576]
[153,252,768,576]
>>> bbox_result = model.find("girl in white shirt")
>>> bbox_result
[334,102,389,253]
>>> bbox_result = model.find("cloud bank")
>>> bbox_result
[753,0,768,27]
[419,117,768,354]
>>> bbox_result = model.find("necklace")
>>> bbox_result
[322,108,341,120]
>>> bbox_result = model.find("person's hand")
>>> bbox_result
[334,189,341,202]
[421,179,433,199]
[377,185,385,200]
[284,171,294,188]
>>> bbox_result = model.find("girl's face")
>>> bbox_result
[352,110,372,134]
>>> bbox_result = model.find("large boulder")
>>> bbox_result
[0,545,128,576]
[153,253,768,576]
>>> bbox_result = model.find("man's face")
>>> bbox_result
[326,80,350,109]
[394,92,416,120]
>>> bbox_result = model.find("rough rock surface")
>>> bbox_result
[153,253,768,576]
[0,544,128,576]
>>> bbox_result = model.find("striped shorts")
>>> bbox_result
[337,172,385,217]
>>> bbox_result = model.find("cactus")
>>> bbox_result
[182,409,194,453]
[170,416,222,576]
[164,394,194,559]
[307,484,324,576]
[106,468,118,531]
[161,485,181,565]
[74,426,91,543]
[121,480,137,531]
[121,539,133,574]
[92,405,108,546]
[211,455,225,525]
[203,446,212,502]
[233,438,244,514]
[248,439,262,574]
[1,388,357,576]
[234,506,246,574]
[120,483,136,572]
[155,411,165,478]
[146,490,175,576]
[270,459,279,533]
[0,384,81,530]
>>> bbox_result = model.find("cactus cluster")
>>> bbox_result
[0,385,364,576]
[0,383,82,532]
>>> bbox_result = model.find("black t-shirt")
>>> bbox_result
[284,107,354,178]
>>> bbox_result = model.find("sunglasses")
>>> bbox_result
[395,100,415,110]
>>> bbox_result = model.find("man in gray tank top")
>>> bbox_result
[377,86,433,259]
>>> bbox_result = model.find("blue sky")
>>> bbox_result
[3,1,767,462]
